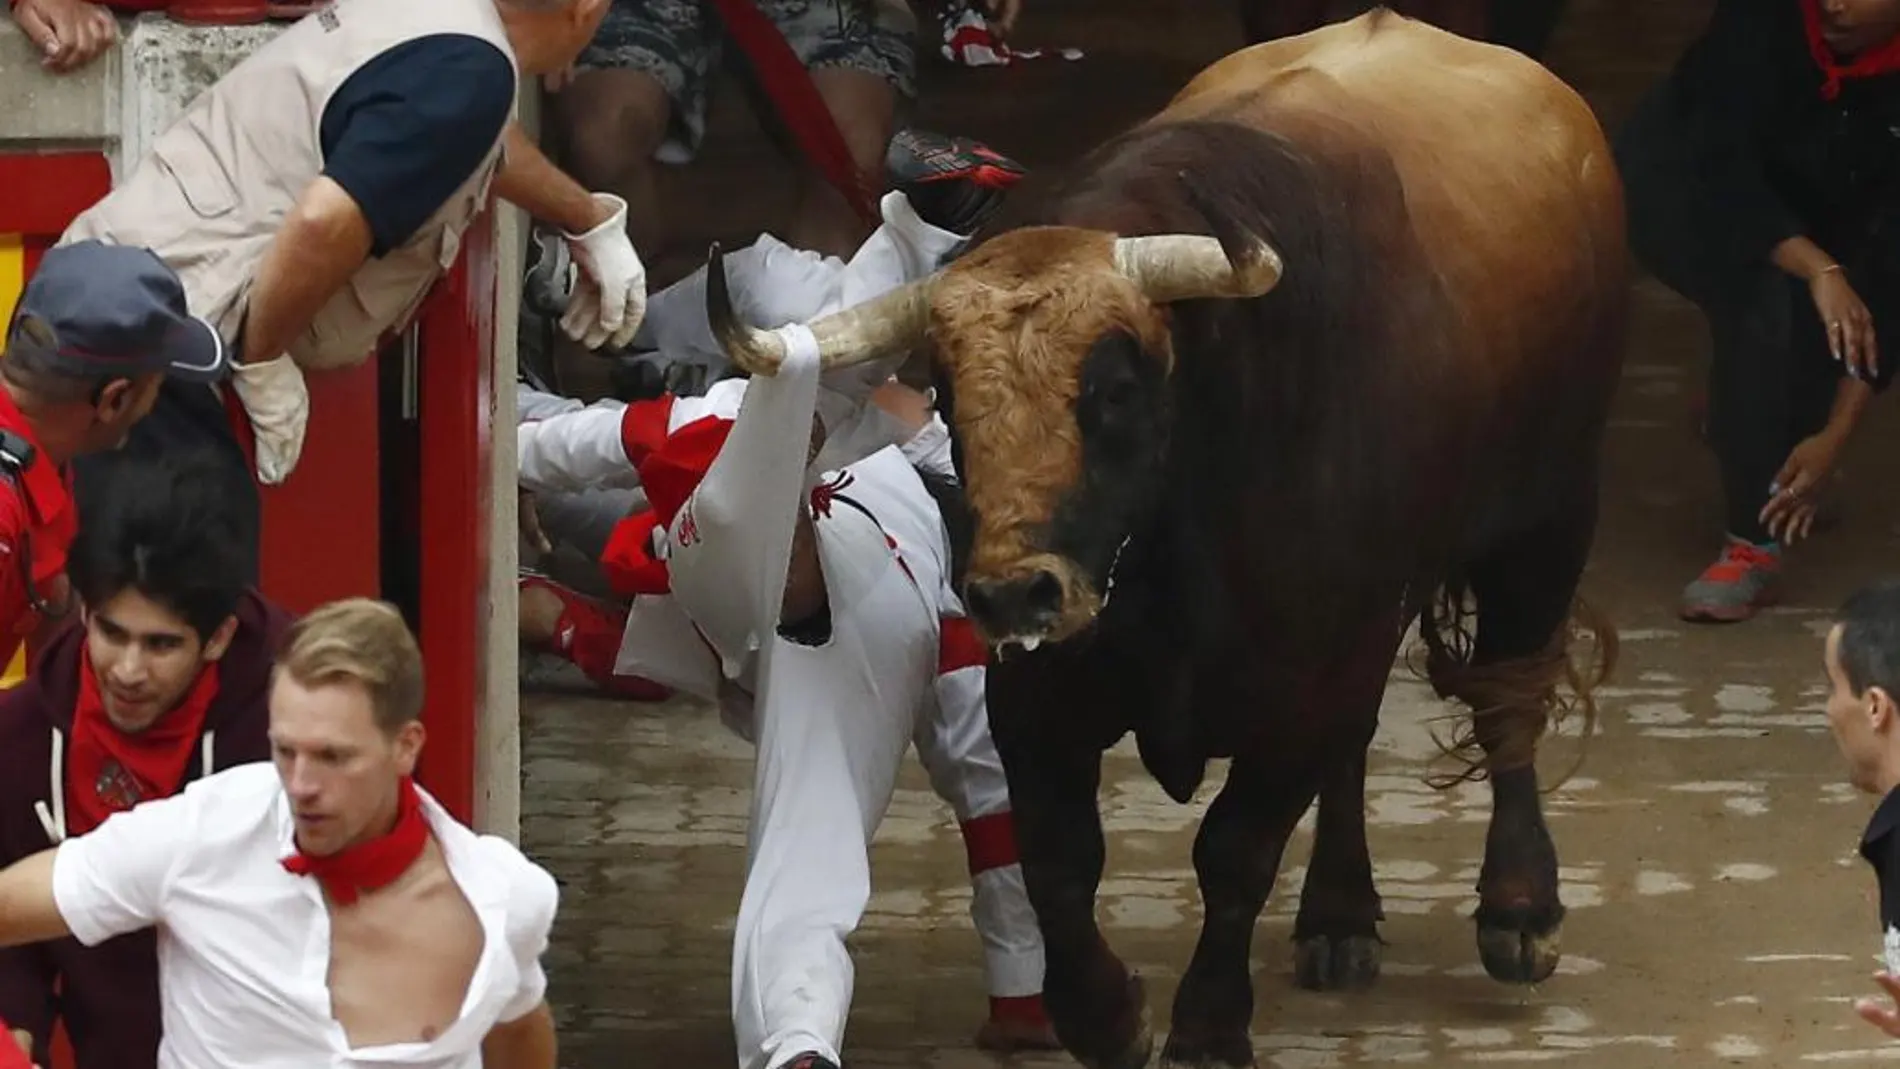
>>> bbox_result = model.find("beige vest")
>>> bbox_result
[61,0,518,370]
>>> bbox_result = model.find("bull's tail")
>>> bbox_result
[1405,582,1618,792]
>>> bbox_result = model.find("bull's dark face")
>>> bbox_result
[929,232,1176,649]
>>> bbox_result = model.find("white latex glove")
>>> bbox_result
[228,356,311,486]
[559,192,647,351]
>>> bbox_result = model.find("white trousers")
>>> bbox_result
[660,368,1041,1069]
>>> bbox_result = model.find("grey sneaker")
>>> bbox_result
[1679,538,1782,623]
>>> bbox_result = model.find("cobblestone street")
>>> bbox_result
[521,0,1900,1064]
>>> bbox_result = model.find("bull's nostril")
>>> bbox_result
[964,581,998,623]
[1026,570,1063,614]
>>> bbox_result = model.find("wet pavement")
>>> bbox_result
[521,0,1900,1064]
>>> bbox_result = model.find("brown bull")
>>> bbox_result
[706,11,1626,1069]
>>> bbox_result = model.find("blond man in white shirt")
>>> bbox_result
[0,597,559,1069]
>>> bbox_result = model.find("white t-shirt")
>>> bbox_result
[50,763,559,1069]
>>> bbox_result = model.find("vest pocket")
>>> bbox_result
[153,140,240,220]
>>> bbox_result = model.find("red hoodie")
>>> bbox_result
[0,589,288,1069]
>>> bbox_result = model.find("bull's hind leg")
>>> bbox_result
[1427,502,1616,985]
[1291,750,1385,991]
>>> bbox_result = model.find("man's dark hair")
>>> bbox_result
[68,447,253,642]
[1836,579,1900,698]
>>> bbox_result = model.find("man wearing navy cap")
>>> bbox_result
[0,240,234,672]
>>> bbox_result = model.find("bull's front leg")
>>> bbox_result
[1163,754,1325,1069]
[989,717,1148,1069]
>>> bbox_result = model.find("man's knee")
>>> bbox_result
[809,67,900,176]
[555,69,674,182]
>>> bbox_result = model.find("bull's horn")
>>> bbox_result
[704,242,935,377]
[1112,233,1284,305]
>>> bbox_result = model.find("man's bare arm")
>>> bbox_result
[481,1000,557,1069]
[493,122,612,236]
[0,852,69,949]
[240,177,375,368]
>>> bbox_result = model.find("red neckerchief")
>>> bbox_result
[65,647,220,837]
[281,776,431,906]
[1800,0,1900,99]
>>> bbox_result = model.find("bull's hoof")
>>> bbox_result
[1291,933,1382,992]
[1159,1030,1255,1069]
[1074,979,1154,1069]
[1077,1020,1152,1069]
[1476,920,1562,984]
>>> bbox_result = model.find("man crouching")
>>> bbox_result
[0,447,290,1069]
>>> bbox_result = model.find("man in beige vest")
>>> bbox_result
[58,0,639,576]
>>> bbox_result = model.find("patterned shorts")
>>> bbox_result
[577,0,918,162]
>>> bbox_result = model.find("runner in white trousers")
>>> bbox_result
[515,183,1055,1069]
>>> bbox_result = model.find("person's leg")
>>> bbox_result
[519,573,672,700]
[731,512,936,1069]
[911,633,1057,1052]
[544,0,711,400]
[766,0,918,259]
[1684,273,1816,622]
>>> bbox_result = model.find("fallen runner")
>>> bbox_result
[516,187,1056,1066]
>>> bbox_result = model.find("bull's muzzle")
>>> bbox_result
[964,569,1067,652]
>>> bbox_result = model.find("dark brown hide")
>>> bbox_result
[924,12,1626,1069]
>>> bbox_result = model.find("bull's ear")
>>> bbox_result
[1176,169,1279,283]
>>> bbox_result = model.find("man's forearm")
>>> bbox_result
[481,1001,557,1069]
[241,176,375,367]
[494,122,612,235]
[0,852,68,950]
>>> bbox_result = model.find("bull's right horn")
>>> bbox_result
[1112,168,1285,305]
[1112,233,1284,306]
[705,242,935,377]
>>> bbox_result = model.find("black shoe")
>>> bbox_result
[885,128,1026,237]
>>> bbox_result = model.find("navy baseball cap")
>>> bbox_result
[4,241,230,384]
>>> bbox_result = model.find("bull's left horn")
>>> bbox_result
[1112,233,1284,305]
[704,242,936,378]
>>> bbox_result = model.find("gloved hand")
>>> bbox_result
[228,355,311,486]
[560,192,647,351]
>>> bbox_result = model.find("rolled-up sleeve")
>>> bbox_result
[50,792,197,947]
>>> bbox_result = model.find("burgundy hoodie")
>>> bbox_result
[0,589,290,1069]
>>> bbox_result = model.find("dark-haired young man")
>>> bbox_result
[0,447,290,1069]
[1820,577,1900,1040]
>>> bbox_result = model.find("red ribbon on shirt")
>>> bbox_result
[66,647,221,838]
[1800,0,1900,99]
[281,775,431,905]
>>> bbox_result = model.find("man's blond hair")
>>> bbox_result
[277,598,425,734]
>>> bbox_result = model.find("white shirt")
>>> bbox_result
[49,763,559,1069]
